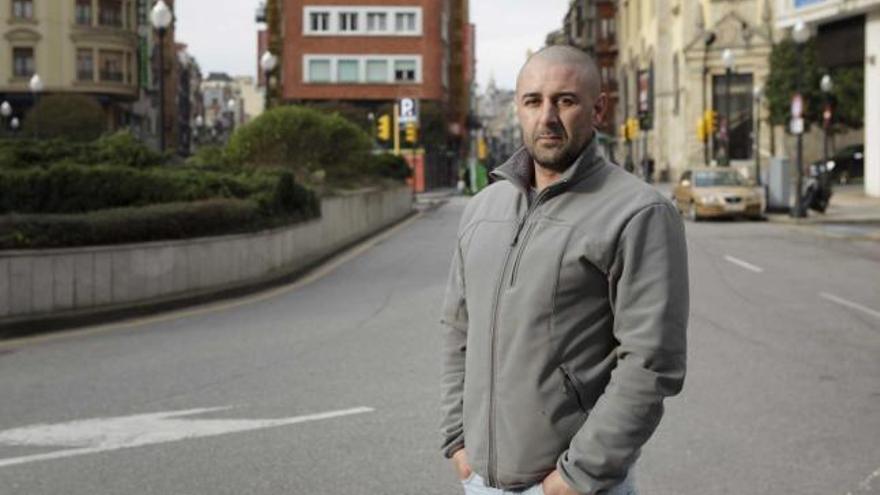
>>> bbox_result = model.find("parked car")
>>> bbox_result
[812,144,864,184]
[672,168,764,221]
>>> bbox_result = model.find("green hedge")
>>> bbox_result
[0,131,166,170]
[0,189,320,250]
[0,162,281,214]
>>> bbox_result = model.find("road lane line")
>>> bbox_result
[820,292,880,320]
[844,465,880,495]
[0,210,425,349]
[0,406,375,469]
[723,255,764,273]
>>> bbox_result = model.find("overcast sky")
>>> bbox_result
[175,0,570,92]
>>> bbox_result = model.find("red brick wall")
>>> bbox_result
[281,0,445,101]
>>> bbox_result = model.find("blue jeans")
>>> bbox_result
[462,472,637,495]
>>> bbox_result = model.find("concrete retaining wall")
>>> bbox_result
[0,186,412,325]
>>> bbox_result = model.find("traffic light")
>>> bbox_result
[626,118,639,140]
[704,109,717,136]
[405,122,418,144]
[697,117,706,142]
[477,136,487,160]
[377,114,391,141]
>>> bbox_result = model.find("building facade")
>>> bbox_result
[0,0,141,129]
[613,0,779,182]
[554,0,620,145]
[775,0,879,197]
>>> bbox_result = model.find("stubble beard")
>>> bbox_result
[528,136,588,173]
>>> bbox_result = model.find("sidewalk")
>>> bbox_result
[766,185,880,224]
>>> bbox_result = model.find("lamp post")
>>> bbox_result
[792,20,810,218]
[29,74,43,139]
[10,117,20,137]
[753,84,763,186]
[702,31,716,166]
[193,114,204,147]
[721,49,735,166]
[0,101,11,137]
[226,98,237,136]
[151,0,173,153]
[260,51,278,111]
[820,74,833,167]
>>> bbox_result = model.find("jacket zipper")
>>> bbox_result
[509,221,537,287]
[487,187,552,487]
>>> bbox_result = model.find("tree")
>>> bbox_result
[22,94,106,142]
[765,38,863,134]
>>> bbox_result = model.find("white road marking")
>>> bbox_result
[845,465,880,494]
[820,292,880,320]
[0,406,374,469]
[723,255,764,273]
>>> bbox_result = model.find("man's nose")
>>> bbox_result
[538,100,560,127]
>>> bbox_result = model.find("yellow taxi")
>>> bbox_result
[672,168,764,221]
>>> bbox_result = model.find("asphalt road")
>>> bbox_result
[0,194,878,495]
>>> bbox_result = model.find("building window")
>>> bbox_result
[337,59,359,82]
[367,12,387,32]
[310,12,329,31]
[12,0,34,20]
[308,59,331,82]
[366,60,388,83]
[339,12,358,32]
[77,48,94,81]
[394,59,416,82]
[712,73,754,160]
[75,0,92,25]
[13,47,35,77]
[395,12,416,32]
[99,50,125,82]
[99,0,123,27]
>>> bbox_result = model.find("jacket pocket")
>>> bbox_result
[559,365,589,414]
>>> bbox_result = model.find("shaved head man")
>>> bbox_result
[441,45,689,495]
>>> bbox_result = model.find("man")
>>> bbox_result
[440,46,689,495]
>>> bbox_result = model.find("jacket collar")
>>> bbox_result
[490,138,604,197]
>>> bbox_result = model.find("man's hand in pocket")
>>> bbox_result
[451,448,473,481]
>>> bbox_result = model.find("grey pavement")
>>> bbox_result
[0,194,879,494]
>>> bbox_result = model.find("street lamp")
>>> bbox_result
[151,0,173,153]
[820,74,833,167]
[10,117,20,137]
[792,20,810,218]
[226,98,237,134]
[29,73,43,139]
[753,84,763,186]
[701,30,716,166]
[0,101,11,137]
[260,51,278,111]
[721,49,735,166]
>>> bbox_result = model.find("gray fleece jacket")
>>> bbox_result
[440,139,689,494]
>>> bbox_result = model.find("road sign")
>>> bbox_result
[791,94,803,118]
[790,117,804,135]
[398,98,419,124]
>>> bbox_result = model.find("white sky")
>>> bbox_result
[175,0,570,92]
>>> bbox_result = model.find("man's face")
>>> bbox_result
[516,60,606,172]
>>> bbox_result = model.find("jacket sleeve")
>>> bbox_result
[557,202,689,494]
[440,237,469,459]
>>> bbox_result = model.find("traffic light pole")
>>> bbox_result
[393,103,400,156]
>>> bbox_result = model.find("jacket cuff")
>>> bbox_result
[442,435,465,459]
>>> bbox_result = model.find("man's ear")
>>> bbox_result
[592,93,609,127]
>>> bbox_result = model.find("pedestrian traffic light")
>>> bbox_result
[377,114,391,141]
[405,122,418,144]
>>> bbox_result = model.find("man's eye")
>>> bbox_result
[524,98,539,106]
[559,97,576,107]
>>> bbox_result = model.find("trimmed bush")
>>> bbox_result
[226,106,373,182]
[22,94,106,142]
[0,132,165,170]
[0,163,280,214]
[367,153,412,181]
[0,196,321,250]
